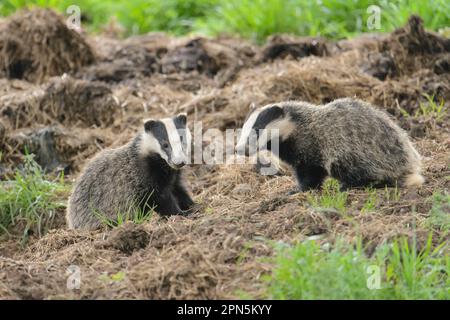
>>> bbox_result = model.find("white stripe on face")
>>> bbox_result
[162,118,187,166]
[139,131,167,161]
[236,109,260,151]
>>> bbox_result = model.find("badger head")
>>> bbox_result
[236,103,294,157]
[141,113,191,169]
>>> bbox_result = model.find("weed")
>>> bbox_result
[361,187,378,213]
[93,193,155,228]
[265,235,449,299]
[0,154,69,241]
[307,179,348,213]
[425,191,450,234]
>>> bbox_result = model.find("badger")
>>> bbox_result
[236,98,424,192]
[66,113,195,230]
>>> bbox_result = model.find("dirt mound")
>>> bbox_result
[388,15,450,55]
[159,37,256,87]
[0,8,95,83]
[41,76,119,127]
[161,38,220,76]
[1,76,119,129]
[434,53,450,74]
[378,15,450,78]
[102,223,150,255]
[5,125,108,173]
[261,35,329,62]
[361,52,396,80]
[79,44,159,83]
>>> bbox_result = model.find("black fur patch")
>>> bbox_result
[248,105,285,144]
[173,114,188,148]
[144,120,172,158]
[173,114,187,129]
[253,105,284,131]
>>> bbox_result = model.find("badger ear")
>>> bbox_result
[144,119,157,132]
[249,102,257,111]
[175,112,187,126]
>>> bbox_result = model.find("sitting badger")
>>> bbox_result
[236,98,424,192]
[67,113,194,230]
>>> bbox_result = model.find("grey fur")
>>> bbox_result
[243,98,424,191]
[67,124,194,230]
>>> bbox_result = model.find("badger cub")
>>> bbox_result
[67,113,194,230]
[236,98,424,192]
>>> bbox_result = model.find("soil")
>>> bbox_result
[0,11,449,299]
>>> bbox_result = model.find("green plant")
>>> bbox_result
[117,0,218,36]
[199,0,450,42]
[0,154,68,241]
[361,187,378,213]
[307,179,348,213]
[417,94,446,120]
[1,0,449,41]
[382,236,449,299]
[399,94,446,121]
[425,192,450,234]
[93,194,155,228]
[384,184,401,202]
[265,236,449,299]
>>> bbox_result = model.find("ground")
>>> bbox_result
[0,10,449,299]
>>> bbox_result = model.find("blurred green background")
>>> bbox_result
[1,0,449,41]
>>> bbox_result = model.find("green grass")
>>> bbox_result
[93,195,155,228]
[400,94,447,120]
[0,154,68,242]
[116,0,218,36]
[1,0,449,41]
[417,94,447,121]
[265,236,449,299]
[425,192,450,235]
[361,188,378,213]
[399,94,447,133]
[307,179,348,213]
[383,184,401,202]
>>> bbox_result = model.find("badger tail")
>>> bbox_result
[403,173,425,187]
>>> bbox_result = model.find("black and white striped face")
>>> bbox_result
[141,113,191,169]
[236,104,294,156]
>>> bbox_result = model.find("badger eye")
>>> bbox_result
[162,142,169,149]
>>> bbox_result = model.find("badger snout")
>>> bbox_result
[172,161,186,169]
[170,156,187,169]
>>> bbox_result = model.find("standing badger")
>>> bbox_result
[67,113,194,230]
[236,98,424,192]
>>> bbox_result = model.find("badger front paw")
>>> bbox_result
[180,203,201,216]
[287,187,301,195]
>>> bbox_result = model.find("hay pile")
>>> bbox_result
[0,9,95,83]
[0,151,448,299]
[41,76,119,127]
[1,76,119,129]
